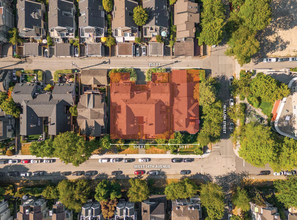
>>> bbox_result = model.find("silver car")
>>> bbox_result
[8,159,20,164]
[43,159,54,163]
[289,57,297,61]
[139,158,150,162]
[263,58,278,62]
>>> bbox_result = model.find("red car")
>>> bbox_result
[134,170,145,175]
[21,159,31,164]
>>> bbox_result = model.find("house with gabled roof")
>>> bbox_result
[49,0,76,42]
[112,0,138,42]
[250,202,281,220]
[80,69,108,91]
[79,0,106,43]
[143,0,169,38]
[0,0,14,44]
[17,0,46,39]
[142,195,166,220]
[172,197,201,220]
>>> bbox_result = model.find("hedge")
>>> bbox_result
[109,68,137,82]
[23,70,43,81]
[53,69,73,82]
[290,67,297,72]
[145,68,166,82]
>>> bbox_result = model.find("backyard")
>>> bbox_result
[259,101,273,116]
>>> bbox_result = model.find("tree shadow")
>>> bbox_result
[214,171,249,194]
[187,172,213,183]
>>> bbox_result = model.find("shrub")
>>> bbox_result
[290,68,297,72]
[240,94,245,101]
[6,149,13,156]
[109,68,137,82]
[247,95,260,108]
[53,70,73,82]
[135,37,141,44]
[199,70,206,83]
[156,35,163,43]
[37,71,43,81]
[169,0,177,5]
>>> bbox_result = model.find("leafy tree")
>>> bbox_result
[100,199,118,219]
[133,6,148,26]
[274,176,297,208]
[156,35,163,43]
[103,0,113,13]
[198,0,225,46]
[0,98,20,118]
[47,35,53,47]
[100,135,111,149]
[230,0,245,10]
[0,187,5,200]
[44,84,53,91]
[0,92,7,104]
[226,27,260,66]
[169,0,177,5]
[95,180,122,202]
[165,178,198,200]
[116,139,125,150]
[105,36,116,57]
[231,216,243,220]
[6,149,13,156]
[53,132,95,166]
[9,28,22,47]
[69,105,77,117]
[252,190,265,206]
[232,71,252,98]
[232,187,250,212]
[135,37,141,44]
[4,185,14,196]
[239,122,276,167]
[196,80,217,106]
[127,179,149,203]
[57,179,90,212]
[42,185,59,200]
[30,139,54,158]
[200,182,225,220]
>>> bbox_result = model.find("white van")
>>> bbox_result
[98,158,110,163]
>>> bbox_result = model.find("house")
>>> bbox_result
[77,91,107,137]
[0,0,14,44]
[250,202,281,220]
[51,202,73,220]
[174,0,199,40]
[54,43,73,57]
[142,195,166,220]
[85,43,105,57]
[12,83,75,137]
[0,69,11,92]
[79,0,105,43]
[80,69,108,91]
[23,43,41,57]
[17,198,48,220]
[172,197,201,220]
[0,111,15,140]
[112,0,138,42]
[148,42,164,56]
[143,0,168,38]
[117,42,135,57]
[17,0,46,39]
[80,202,102,220]
[49,0,76,42]
[174,39,195,56]
[0,200,13,220]
[115,200,136,219]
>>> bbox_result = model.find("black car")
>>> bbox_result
[0,159,7,164]
[123,158,135,163]
[111,171,123,176]
[148,170,160,175]
[72,171,84,176]
[32,171,45,176]
[60,171,72,176]
[180,170,191,175]
[85,171,98,176]
[259,170,271,175]
[0,172,5,177]
[171,158,183,163]
[183,158,194,163]
[7,171,19,177]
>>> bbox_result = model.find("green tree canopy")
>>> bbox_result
[200,182,225,220]
[198,0,225,46]
[232,187,250,212]
[42,185,59,200]
[133,6,148,26]
[127,179,149,203]
[69,105,77,117]
[239,122,276,167]
[274,176,297,208]
[197,80,217,106]
[9,28,22,46]
[57,179,91,212]
[0,97,20,118]
[0,92,7,104]
[102,0,113,13]
[53,132,96,166]
[232,71,252,98]
[105,36,116,57]
[0,187,5,200]
[165,178,198,200]
[30,139,54,158]
[95,180,122,202]
[100,135,111,149]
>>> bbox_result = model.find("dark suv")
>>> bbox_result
[180,170,191,175]
[61,171,72,176]
[259,170,271,175]
[72,171,84,176]
[7,171,19,177]
[171,158,183,163]
[111,171,123,176]
[85,171,98,176]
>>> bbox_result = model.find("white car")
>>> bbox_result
[8,159,19,164]
[43,159,54,163]
[263,58,278,62]
[229,98,234,107]
[30,159,41,163]
[20,172,31,177]
[98,158,109,163]
[289,57,297,61]
[110,158,122,163]
[139,158,151,162]
[273,171,283,176]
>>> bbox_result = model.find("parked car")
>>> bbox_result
[183,158,194,163]
[139,158,151,162]
[21,159,31,164]
[0,159,7,164]
[123,158,135,163]
[148,170,160,175]
[141,46,146,56]
[229,98,234,107]
[72,171,84,176]
[110,158,122,163]
[20,172,31,177]
[228,202,233,212]
[31,159,42,163]
[134,170,145,175]
[85,171,98,176]
[8,159,19,164]
[111,171,123,176]
[278,58,290,62]
[229,76,234,86]
[289,57,297,61]
[136,47,140,57]
[98,158,110,163]
[263,58,278,62]
[273,171,283,176]
[286,171,293,176]
[43,159,54,163]
[229,122,234,132]
[180,170,191,175]
[32,171,45,176]
[171,158,183,163]
[292,170,297,175]
[0,172,5,177]
[7,171,19,177]
[259,170,271,175]
[60,171,72,176]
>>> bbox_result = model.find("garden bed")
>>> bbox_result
[21,144,31,155]
[145,146,167,154]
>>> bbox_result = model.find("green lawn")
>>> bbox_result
[259,101,273,116]
[27,134,41,140]
[24,74,35,82]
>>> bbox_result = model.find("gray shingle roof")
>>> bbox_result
[12,83,36,104]
[112,0,138,29]
[49,0,75,29]
[79,0,105,29]
[86,43,104,57]
[24,43,40,56]
[52,83,75,105]
[143,0,168,28]
[80,69,108,86]
[54,43,73,57]
[148,42,164,56]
